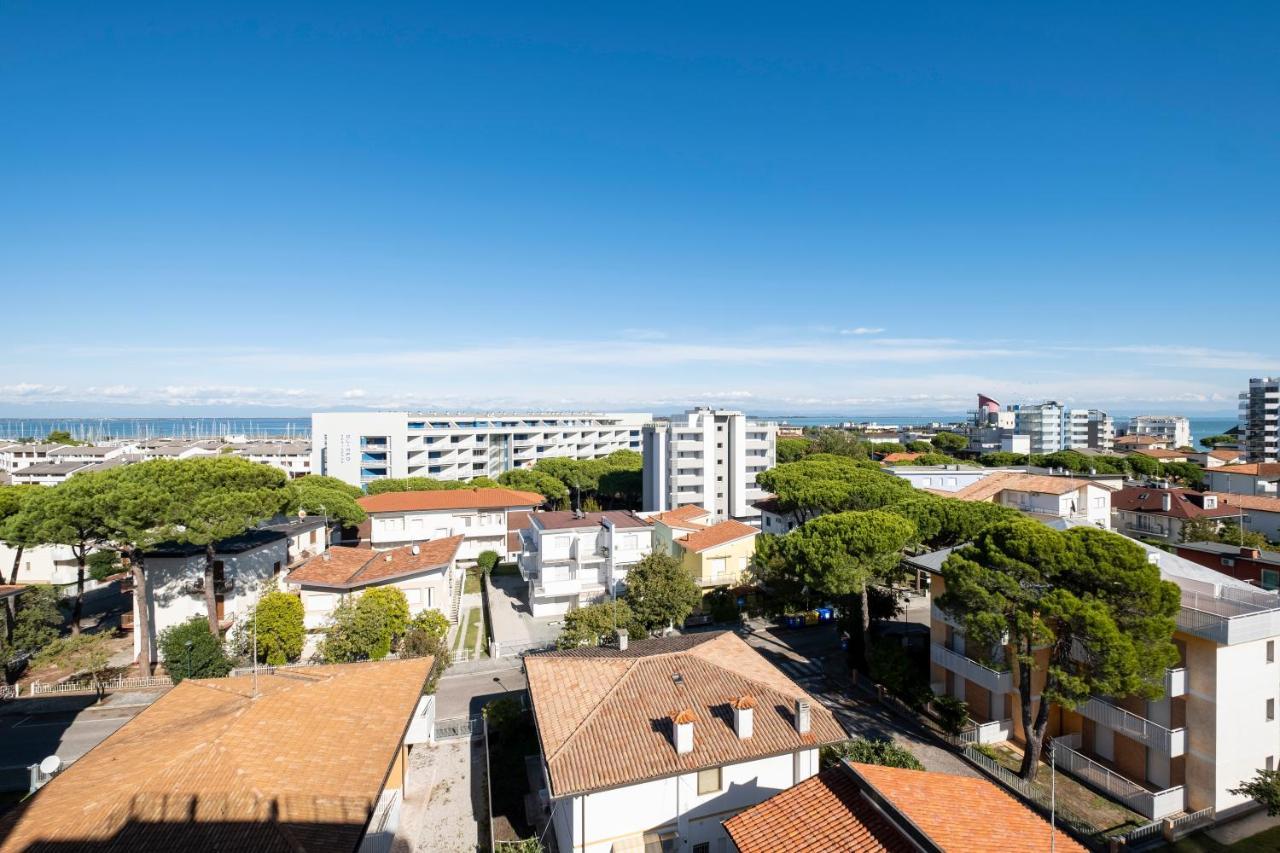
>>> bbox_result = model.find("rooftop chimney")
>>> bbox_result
[1161,493,1172,512]
[411,544,420,556]
[673,709,695,754]
[1243,546,1262,559]
[732,696,755,739]
[616,628,628,651]
[795,699,811,735]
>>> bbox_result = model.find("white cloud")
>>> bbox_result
[342,388,368,399]
[840,327,886,336]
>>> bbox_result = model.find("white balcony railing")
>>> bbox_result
[1051,733,1184,820]
[1076,698,1186,757]
[930,642,1013,693]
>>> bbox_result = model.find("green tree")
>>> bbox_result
[365,477,470,495]
[534,458,599,510]
[884,494,1021,550]
[930,432,969,453]
[22,470,116,634]
[12,585,63,654]
[288,474,367,527]
[0,485,40,641]
[408,608,451,639]
[319,587,411,662]
[557,600,648,648]
[1180,517,1221,544]
[159,616,233,683]
[940,520,1181,779]
[1218,523,1272,551]
[756,456,911,527]
[979,452,1029,467]
[1230,768,1280,816]
[776,437,811,464]
[496,469,567,508]
[401,622,451,693]
[87,549,122,582]
[820,738,923,771]
[248,591,305,665]
[623,552,701,631]
[169,457,292,635]
[933,695,970,737]
[1201,434,1235,449]
[807,429,870,459]
[904,440,934,453]
[476,550,501,575]
[44,430,83,446]
[774,511,915,663]
[1125,453,1161,477]
[1161,461,1205,489]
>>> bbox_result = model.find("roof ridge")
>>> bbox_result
[689,634,814,699]
[543,657,641,764]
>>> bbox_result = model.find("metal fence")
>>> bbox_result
[29,675,172,695]
[434,715,482,741]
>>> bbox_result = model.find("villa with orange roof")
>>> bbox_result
[647,505,760,588]
[356,487,545,562]
[943,471,1115,528]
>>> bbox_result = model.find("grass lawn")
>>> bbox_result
[463,607,483,654]
[464,570,482,595]
[1169,825,1280,852]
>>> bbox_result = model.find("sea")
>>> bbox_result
[0,414,1241,447]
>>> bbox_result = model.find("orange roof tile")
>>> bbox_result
[357,487,544,513]
[0,659,433,853]
[645,504,712,528]
[879,452,922,463]
[1208,449,1244,461]
[677,519,759,553]
[1210,463,1280,478]
[525,632,846,798]
[1133,448,1188,460]
[1215,492,1280,513]
[288,537,462,589]
[724,766,912,853]
[948,472,1101,502]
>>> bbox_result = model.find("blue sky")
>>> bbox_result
[2,2,1277,416]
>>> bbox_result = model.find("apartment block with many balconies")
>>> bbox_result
[310,411,650,488]
[914,541,1280,824]
[1126,415,1193,451]
[641,408,775,524]
[1240,377,1280,463]
[517,510,653,617]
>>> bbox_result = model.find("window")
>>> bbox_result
[643,831,676,853]
[693,845,710,853]
[1270,641,1275,663]
[1268,698,1275,722]
[1264,569,1280,591]
[696,767,721,795]
[1221,557,1236,567]
[273,561,282,577]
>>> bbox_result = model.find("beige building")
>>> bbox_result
[357,487,544,562]
[647,505,760,588]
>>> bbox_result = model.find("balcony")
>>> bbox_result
[1052,733,1184,819]
[1165,667,1187,698]
[1076,698,1186,757]
[930,642,1013,693]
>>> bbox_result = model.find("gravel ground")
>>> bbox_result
[396,737,487,853]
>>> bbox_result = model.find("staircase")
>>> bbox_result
[448,573,464,624]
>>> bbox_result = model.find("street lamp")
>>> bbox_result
[184,639,194,680]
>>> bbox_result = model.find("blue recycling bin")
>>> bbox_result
[816,607,834,622]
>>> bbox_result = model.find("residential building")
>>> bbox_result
[356,487,545,562]
[1116,434,1171,452]
[525,631,846,853]
[517,510,652,617]
[885,464,1003,493]
[753,497,796,535]
[724,760,1085,853]
[47,443,135,465]
[311,411,650,487]
[234,440,312,478]
[1189,448,1246,468]
[1110,486,1239,545]
[941,471,1114,528]
[1204,463,1280,497]
[287,537,463,629]
[1206,493,1280,543]
[1175,542,1280,591]
[1127,415,1193,451]
[0,442,65,472]
[962,394,1030,455]
[10,460,96,486]
[136,439,221,460]
[0,542,110,593]
[133,529,289,665]
[648,505,760,588]
[260,514,333,567]
[1240,377,1280,462]
[1064,408,1115,453]
[919,538,1280,822]
[1011,401,1064,454]
[0,658,433,852]
[642,407,776,523]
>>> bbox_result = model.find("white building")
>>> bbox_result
[286,536,463,630]
[1240,377,1280,463]
[642,408,776,523]
[1127,415,1193,451]
[310,411,650,488]
[941,471,1114,528]
[0,543,109,593]
[517,510,653,617]
[1204,463,1280,497]
[357,487,544,563]
[0,443,66,472]
[525,631,846,853]
[133,529,289,665]
[234,441,312,478]
[884,464,1004,493]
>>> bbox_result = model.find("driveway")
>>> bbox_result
[396,737,487,852]
[486,574,561,654]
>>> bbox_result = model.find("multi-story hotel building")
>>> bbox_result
[310,411,650,487]
[1240,377,1280,463]
[641,408,776,523]
[1127,415,1193,451]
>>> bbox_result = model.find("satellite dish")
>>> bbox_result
[39,755,61,776]
[297,509,307,519]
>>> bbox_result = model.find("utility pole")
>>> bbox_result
[1049,738,1056,853]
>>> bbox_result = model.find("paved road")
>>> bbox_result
[435,662,525,719]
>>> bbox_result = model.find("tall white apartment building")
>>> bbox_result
[1127,415,1193,451]
[1010,402,1113,454]
[642,408,775,523]
[310,412,650,488]
[1240,377,1280,463]
[1012,401,1064,454]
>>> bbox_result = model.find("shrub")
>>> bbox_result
[12,585,63,655]
[820,738,924,771]
[408,609,450,640]
[557,600,647,649]
[476,550,501,575]
[158,617,233,684]
[250,591,305,665]
[402,625,452,693]
[318,587,410,663]
[933,694,970,737]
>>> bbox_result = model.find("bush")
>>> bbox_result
[250,592,305,665]
[158,617,233,684]
[821,737,924,771]
[557,600,647,649]
[703,588,740,624]
[408,609,450,640]
[476,550,501,575]
[401,624,451,693]
[933,694,969,737]
[318,587,410,663]
[12,585,63,654]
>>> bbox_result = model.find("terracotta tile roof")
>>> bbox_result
[879,452,922,464]
[1210,463,1280,478]
[848,763,1087,852]
[0,659,433,853]
[1213,492,1280,513]
[645,504,712,528]
[948,472,1099,502]
[288,537,462,589]
[724,766,912,852]
[1208,449,1244,461]
[357,487,545,513]
[533,510,650,530]
[1111,487,1238,521]
[1133,448,1188,460]
[506,510,532,554]
[525,632,846,798]
[677,519,759,553]
[1115,435,1162,446]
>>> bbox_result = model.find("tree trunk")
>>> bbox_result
[70,546,86,636]
[1016,633,1052,780]
[203,543,219,636]
[130,552,153,675]
[6,545,22,643]
[859,582,873,670]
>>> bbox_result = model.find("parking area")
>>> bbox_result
[397,737,487,852]
[485,574,561,655]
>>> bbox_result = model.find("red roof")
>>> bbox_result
[1210,463,1280,478]
[358,488,544,513]
[287,537,462,589]
[677,519,759,553]
[1111,486,1238,520]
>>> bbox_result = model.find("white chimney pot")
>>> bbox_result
[674,718,694,754]
[795,699,811,735]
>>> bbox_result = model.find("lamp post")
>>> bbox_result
[184,639,194,680]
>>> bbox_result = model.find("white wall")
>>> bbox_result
[369,506,528,561]
[0,543,108,589]
[1210,638,1280,814]
[1243,509,1280,542]
[553,750,818,853]
[889,468,994,492]
[295,568,456,630]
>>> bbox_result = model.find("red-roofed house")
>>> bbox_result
[356,487,544,563]
[649,508,760,589]
[1204,463,1280,497]
[1111,486,1241,544]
